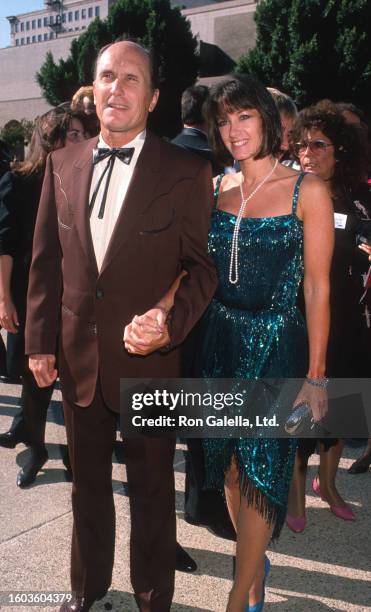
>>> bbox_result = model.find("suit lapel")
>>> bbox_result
[99,131,162,275]
[71,137,99,276]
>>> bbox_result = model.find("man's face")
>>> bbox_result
[93,42,159,144]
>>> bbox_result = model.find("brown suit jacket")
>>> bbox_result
[25,131,217,411]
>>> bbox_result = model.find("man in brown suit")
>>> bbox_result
[25,40,217,612]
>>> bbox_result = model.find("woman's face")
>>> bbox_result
[297,128,336,181]
[217,107,263,162]
[64,118,86,147]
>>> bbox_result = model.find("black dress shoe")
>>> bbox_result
[184,512,236,541]
[16,448,48,488]
[0,374,22,384]
[348,455,371,474]
[176,542,197,573]
[206,518,236,541]
[0,430,27,449]
[184,512,205,526]
[59,596,93,612]
[59,591,107,612]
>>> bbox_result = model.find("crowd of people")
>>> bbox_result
[0,39,370,612]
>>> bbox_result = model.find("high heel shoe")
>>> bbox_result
[312,477,356,521]
[348,455,371,474]
[285,514,306,533]
[329,505,355,521]
[312,475,324,499]
[246,554,271,612]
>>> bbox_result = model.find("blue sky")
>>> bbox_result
[0,1,44,48]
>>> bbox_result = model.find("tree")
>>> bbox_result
[37,0,199,136]
[1,120,25,149]
[0,118,34,159]
[236,0,371,111]
[1,118,33,145]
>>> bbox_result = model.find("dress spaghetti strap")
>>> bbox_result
[213,173,224,208]
[292,172,306,215]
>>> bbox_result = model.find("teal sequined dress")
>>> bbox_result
[199,172,308,540]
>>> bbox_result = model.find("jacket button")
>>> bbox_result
[96,289,104,299]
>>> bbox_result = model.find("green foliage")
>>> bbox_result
[237,0,371,110]
[0,118,35,159]
[36,0,199,135]
[20,119,34,144]
[1,119,27,147]
[37,51,79,107]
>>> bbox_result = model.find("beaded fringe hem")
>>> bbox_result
[232,452,285,542]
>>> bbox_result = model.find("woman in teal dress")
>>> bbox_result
[196,76,333,612]
[125,75,333,612]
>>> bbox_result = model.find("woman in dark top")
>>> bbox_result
[286,100,370,530]
[0,106,88,487]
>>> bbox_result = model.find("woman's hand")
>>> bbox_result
[0,296,19,333]
[123,308,170,356]
[358,242,371,260]
[123,271,187,355]
[293,380,328,422]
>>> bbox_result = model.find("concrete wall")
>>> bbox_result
[0,35,76,125]
[184,0,257,64]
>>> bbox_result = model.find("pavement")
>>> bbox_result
[0,381,370,612]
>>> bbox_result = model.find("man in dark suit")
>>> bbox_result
[172,86,233,540]
[25,40,217,612]
[172,85,221,176]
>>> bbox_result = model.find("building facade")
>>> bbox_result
[7,0,115,48]
[0,0,257,125]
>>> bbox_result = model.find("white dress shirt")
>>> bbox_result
[89,130,146,271]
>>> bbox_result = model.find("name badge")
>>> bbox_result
[334,213,347,229]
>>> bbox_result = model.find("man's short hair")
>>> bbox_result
[267,87,297,119]
[94,38,159,90]
[181,85,209,126]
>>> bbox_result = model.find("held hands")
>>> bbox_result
[123,308,170,356]
[293,380,328,423]
[29,354,58,387]
[0,297,19,333]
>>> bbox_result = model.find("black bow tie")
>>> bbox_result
[90,147,135,219]
[92,147,135,166]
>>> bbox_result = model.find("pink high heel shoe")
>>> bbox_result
[285,514,306,533]
[312,476,324,499]
[312,477,356,521]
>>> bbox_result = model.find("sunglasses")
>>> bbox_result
[294,140,334,155]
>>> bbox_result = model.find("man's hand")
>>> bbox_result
[123,308,170,356]
[29,354,58,387]
[0,297,19,333]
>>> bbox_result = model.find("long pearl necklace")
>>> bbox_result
[229,158,278,284]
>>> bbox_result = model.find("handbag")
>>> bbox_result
[284,401,314,435]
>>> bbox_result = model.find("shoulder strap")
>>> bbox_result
[213,173,224,208]
[292,172,306,215]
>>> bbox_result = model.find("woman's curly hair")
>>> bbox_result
[289,99,368,193]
